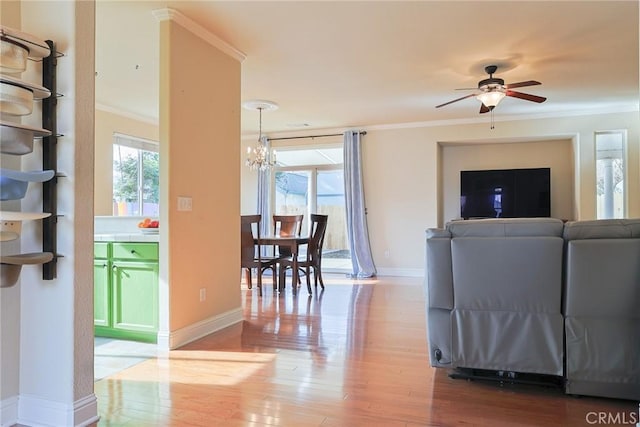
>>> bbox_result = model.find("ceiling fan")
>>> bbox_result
[436,65,547,114]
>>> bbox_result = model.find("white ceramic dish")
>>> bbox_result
[0,25,50,60]
[0,211,51,241]
[0,252,54,288]
[0,120,51,155]
[0,75,51,116]
[138,228,159,234]
[0,37,29,74]
[0,81,33,115]
[0,211,52,221]
[0,231,19,242]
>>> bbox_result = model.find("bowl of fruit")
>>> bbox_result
[138,218,159,234]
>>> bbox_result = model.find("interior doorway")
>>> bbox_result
[94,1,162,381]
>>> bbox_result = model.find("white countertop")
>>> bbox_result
[94,216,160,242]
[94,233,159,243]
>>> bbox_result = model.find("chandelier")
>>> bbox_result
[244,100,278,171]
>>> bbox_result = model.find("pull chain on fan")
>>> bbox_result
[436,65,547,122]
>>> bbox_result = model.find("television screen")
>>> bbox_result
[460,168,550,219]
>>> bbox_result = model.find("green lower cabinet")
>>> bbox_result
[94,242,158,343]
[112,260,158,335]
[93,259,110,327]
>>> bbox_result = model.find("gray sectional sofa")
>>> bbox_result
[425,217,640,401]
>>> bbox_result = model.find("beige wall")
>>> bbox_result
[159,19,241,335]
[242,111,639,275]
[94,109,159,215]
[363,127,439,275]
[441,139,574,222]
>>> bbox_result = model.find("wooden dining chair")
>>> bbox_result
[278,214,328,294]
[241,214,279,296]
[272,214,304,258]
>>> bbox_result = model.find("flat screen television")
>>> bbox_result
[460,167,551,219]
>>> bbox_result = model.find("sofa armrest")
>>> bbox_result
[563,218,640,240]
[426,228,453,310]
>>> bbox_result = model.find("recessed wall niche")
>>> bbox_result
[440,138,575,224]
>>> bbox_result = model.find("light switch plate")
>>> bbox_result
[177,196,192,211]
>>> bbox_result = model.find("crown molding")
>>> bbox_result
[96,103,159,126]
[363,103,640,132]
[248,104,638,141]
[152,8,246,62]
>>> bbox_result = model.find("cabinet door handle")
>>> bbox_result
[112,265,117,270]
[130,250,136,255]
[102,263,107,269]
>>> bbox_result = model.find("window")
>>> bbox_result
[112,133,159,216]
[272,145,350,270]
[595,130,626,219]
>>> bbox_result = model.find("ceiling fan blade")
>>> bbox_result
[506,90,547,103]
[505,80,541,89]
[435,93,477,108]
[479,103,490,114]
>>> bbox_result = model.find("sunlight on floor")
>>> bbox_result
[110,350,277,386]
[94,338,158,381]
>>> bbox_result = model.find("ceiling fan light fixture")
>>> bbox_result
[476,90,506,108]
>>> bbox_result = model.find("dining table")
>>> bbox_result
[255,235,309,293]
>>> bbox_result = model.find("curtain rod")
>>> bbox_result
[268,131,366,142]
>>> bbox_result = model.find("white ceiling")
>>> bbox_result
[95,1,639,137]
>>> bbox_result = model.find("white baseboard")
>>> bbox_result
[325,267,424,278]
[158,308,244,350]
[375,267,424,277]
[74,394,100,427]
[1,396,18,427]
[17,393,98,427]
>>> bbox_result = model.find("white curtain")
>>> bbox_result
[257,136,271,240]
[343,130,376,278]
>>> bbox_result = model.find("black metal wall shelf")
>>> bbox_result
[41,39,59,280]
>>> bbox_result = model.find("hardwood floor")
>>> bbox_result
[94,275,636,426]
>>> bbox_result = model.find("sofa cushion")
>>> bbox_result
[565,316,640,400]
[451,236,564,312]
[447,217,564,238]
[453,309,564,375]
[564,238,640,318]
[563,218,640,240]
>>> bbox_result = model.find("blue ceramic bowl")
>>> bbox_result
[0,169,55,200]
